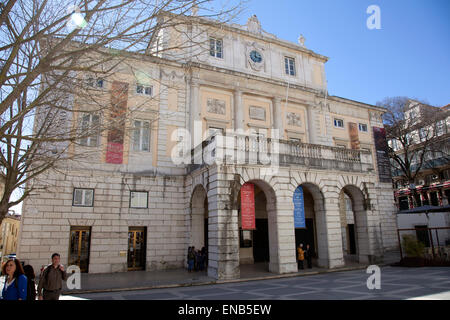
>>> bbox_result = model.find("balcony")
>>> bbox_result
[188,133,374,173]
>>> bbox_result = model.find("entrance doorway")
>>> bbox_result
[238,182,273,267]
[68,226,91,273]
[253,219,269,262]
[128,227,147,271]
[295,218,316,254]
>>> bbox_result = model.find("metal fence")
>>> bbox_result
[397,226,450,261]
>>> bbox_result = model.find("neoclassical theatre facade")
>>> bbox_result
[17,15,398,279]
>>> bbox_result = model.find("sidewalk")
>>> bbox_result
[58,250,401,295]
[0,251,400,295]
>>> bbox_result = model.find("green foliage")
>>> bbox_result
[402,234,425,257]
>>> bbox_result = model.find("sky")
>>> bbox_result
[234,0,450,107]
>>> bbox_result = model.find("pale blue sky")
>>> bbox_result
[236,0,450,107]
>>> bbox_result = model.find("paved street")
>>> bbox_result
[62,266,450,300]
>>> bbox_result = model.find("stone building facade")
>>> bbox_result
[17,15,398,279]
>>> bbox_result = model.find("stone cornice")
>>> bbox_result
[328,95,387,113]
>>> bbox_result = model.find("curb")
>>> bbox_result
[62,262,395,296]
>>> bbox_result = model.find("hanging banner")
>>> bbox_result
[293,186,306,228]
[241,183,256,230]
[373,127,392,183]
[348,122,360,150]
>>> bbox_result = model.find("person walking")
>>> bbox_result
[37,253,67,300]
[23,265,37,301]
[1,258,27,300]
[304,244,313,269]
[297,243,305,270]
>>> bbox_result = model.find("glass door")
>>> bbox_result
[128,227,146,270]
[69,226,91,273]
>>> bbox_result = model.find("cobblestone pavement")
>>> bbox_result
[61,266,450,300]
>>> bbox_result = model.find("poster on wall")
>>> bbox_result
[106,81,129,164]
[373,127,392,183]
[293,186,306,228]
[348,122,360,149]
[241,183,256,230]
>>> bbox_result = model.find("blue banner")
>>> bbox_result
[293,186,306,228]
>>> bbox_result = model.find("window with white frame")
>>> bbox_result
[73,188,94,206]
[334,118,344,128]
[130,191,148,208]
[284,57,296,76]
[87,77,104,88]
[136,84,152,96]
[79,114,100,147]
[132,120,150,152]
[358,123,368,132]
[419,128,427,141]
[436,120,446,136]
[209,37,223,58]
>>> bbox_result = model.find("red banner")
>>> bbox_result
[105,81,128,164]
[241,183,256,230]
[348,122,360,150]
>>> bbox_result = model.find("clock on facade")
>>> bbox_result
[250,50,262,63]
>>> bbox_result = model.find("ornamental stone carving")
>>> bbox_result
[207,98,226,115]
[286,112,302,127]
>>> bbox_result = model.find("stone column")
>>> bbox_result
[207,167,240,280]
[321,187,345,268]
[306,105,317,144]
[269,187,297,274]
[190,81,201,148]
[272,97,283,138]
[234,89,244,131]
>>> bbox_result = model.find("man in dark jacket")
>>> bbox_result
[37,253,67,300]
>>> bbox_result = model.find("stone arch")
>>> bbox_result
[189,184,208,253]
[339,184,371,264]
[290,181,328,268]
[234,174,279,272]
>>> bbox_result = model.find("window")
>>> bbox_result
[289,138,301,143]
[73,188,94,207]
[419,128,427,141]
[284,57,296,76]
[358,123,368,132]
[334,118,344,128]
[398,196,409,211]
[429,191,439,206]
[87,77,104,88]
[442,169,450,180]
[136,84,152,96]
[132,120,150,152]
[79,114,100,147]
[130,191,148,208]
[436,120,446,136]
[208,127,224,137]
[209,38,223,58]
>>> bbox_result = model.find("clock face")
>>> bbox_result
[250,50,262,63]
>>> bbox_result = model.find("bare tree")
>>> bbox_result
[378,97,450,206]
[0,0,244,223]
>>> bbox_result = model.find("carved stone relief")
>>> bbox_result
[286,112,302,127]
[207,98,226,115]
